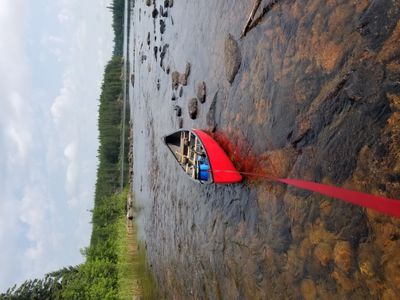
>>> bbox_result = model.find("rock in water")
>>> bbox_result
[146,0,152,6]
[171,71,180,90]
[188,98,198,119]
[178,117,183,128]
[333,241,352,273]
[184,62,191,78]
[174,105,182,117]
[300,279,317,300]
[165,0,173,8]
[206,91,218,132]
[197,81,207,103]
[130,74,135,87]
[179,73,188,86]
[224,34,241,83]
[179,62,191,86]
[160,19,166,34]
[152,8,158,18]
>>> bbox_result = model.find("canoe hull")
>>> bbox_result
[164,129,242,184]
[192,130,242,184]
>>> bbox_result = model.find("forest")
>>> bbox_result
[0,0,149,299]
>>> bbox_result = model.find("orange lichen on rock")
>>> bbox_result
[309,222,336,245]
[355,0,369,14]
[386,60,400,75]
[300,278,317,300]
[314,242,332,267]
[333,241,352,273]
[316,40,343,72]
[377,21,400,62]
[332,268,354,291]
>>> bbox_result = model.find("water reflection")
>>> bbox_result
[130,0,400,298]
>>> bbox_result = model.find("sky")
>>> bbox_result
[0,0,114,291]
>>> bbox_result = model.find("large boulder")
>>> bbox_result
[188,98,198,119]
[224,34,241,83]
[197,81,207,103]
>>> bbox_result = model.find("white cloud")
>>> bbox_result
[0,0,114,292]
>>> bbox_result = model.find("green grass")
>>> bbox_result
[116,194,158,300]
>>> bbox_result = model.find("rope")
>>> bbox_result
[210,169,400,218]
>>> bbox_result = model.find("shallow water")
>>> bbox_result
[129,0,400,298]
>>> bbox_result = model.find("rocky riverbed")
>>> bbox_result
[129,0,400,299]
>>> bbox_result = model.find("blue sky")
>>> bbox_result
[0,0,114,291]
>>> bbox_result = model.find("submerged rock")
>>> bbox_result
[197,81,207,103]
[314,242,332,267]
[224,34,241,83]
[333,241,352,273]
[300,279,317,300]
[188,98,198,119]
[206,91,218,132]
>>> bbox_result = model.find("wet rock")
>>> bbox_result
[178,117,183,128]
[196,81,206,103]
[300,279,317,300]
[147,32,151,46]
[174,105,182,117]
[171,71,179,90]
[166,66,170,74]
[171,93,176,101]
[224,34,241,83]
[164,0,173,8]
[333,241,352,273]
[160,19,166,34]
[382,288,398,300]
[332,268,354,292]
[145,0,151,6]
[130,74,135,87]
[140,54,147,63]
[184,62,191,78]
[322,201,369,246]
[160,5,168,17]
[188,98,198,119]
[153,46,158,61]
[206,91,218,132]
[179,87,183,97]
[160,44,169,68]
[178,63,191,86]
[152,8,158,18]
[157,79,160,90]
[314,242,332,267]
[179,73,188,86]
[358,243,377,278]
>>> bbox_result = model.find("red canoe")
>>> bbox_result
[164,129,242,184]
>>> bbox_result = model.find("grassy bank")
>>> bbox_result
[1,0,159,298]
[116,208,158,300]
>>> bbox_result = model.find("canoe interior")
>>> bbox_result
[164,130,213,183]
